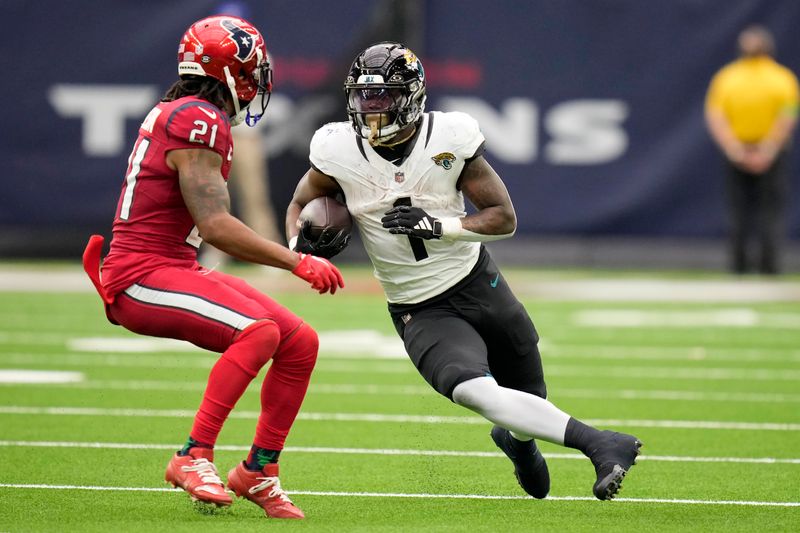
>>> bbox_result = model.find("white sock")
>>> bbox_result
[452,376,570,445]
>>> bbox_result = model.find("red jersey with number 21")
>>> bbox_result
[101,96,233,297]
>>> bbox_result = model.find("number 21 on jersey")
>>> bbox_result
[189,120,218,148]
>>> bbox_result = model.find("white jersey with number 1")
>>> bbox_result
[309,111,485,304]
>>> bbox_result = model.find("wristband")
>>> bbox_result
[439,217,463,240]
[439,216,515,242]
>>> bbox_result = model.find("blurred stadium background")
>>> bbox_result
[2,3,800,529]
[4,0,800,271]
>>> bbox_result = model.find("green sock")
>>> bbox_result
[178,436,212,456]
[245,445,281,470]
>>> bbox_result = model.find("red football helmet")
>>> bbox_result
[178,15,272,126]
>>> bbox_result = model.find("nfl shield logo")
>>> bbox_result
[394,172,405,183]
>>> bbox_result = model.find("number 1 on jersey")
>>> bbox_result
[394,197,429,261]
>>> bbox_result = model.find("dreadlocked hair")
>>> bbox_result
[162,76,230,112]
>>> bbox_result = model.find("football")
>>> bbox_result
[298,196,353,240]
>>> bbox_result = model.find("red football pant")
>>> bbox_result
[107,265,318,450]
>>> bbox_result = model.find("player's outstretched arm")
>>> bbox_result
[170,149,343,294]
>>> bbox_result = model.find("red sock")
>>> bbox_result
[254,323,319,450]
[190,320,280,445]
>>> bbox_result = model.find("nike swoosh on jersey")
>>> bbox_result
[197,107,217,120]
[490,273,500,288]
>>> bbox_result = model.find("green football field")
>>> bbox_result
[0,263,798,532]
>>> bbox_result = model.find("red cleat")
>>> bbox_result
[165,447,232,506]
[227,462,305,519]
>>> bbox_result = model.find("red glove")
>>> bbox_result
[291,253,345,294]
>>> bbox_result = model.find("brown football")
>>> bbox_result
[298,196,353,239]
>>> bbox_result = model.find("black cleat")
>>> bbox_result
[586,431,642,500]
[490,425,550,498]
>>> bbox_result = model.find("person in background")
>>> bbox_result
[82,15,343,520]
[705,25,799,275]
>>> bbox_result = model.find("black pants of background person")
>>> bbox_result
[725,151,789,275]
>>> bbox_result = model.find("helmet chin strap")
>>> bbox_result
[223,66,245,126]
[244,48,266,127]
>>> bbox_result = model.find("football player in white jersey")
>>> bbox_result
[286,42,642,500]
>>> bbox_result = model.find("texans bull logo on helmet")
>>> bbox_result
[221,19,256,63]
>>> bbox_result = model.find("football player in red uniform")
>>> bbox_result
[82,15,343,519]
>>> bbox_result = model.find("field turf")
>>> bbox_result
[0,263,798,532]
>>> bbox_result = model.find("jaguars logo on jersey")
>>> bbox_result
[432,152,456,170]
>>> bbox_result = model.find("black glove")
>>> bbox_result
[381,205,442,240]
[293,220,351,259]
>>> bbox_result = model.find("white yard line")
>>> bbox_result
[3,352,798,381]
[0,370,84,383]
[539,343,800,363]
[0,353,411,373]
[553,388,800,404]
[2,379,799,404]
[544,365,800,382]
[0,483,796,507]
[64,331,407,359]
[0,379,435,395]
[5,330,800,364]
[0,405,797,430]
[515,278,800,303]
[572,309,800,328]
[1,440,798,465]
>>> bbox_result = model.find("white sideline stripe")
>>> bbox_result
[0,406,798,431]
[2,379,798,404]
[1,440,798,465]
[0,483,797,507]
